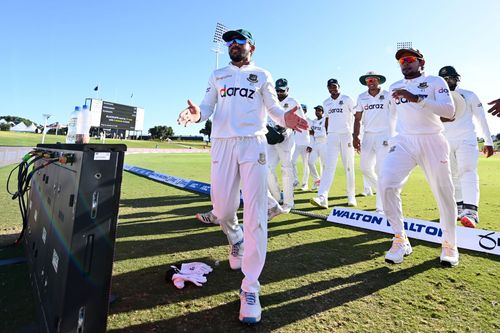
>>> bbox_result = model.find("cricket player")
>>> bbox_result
[307,105,327,190]
[310,79,357,209]
[267,78,306,212]
[292,103,311,191]
[438,66,494,227]
[177,29,308,324]
[353,71,395,214]
[380,48,459,267]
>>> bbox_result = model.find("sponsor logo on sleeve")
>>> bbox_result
[206,87,211,93]
[438,87,449,94]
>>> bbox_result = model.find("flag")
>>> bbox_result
[94,85,99,91]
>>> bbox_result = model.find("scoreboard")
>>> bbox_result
[89,99,144,131]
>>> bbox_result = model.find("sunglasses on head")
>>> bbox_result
[225,39,248,47]
[398,56,419,65]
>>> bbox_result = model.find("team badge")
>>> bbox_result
[418,82,428,89]
[258,153,266,165]
[284,103,289,109]
[348,142,352,147]
[379,95,385,100]
[339,100,344,105]
[247,74,258,83]
[383,140,388,146]
[389,146,396,153]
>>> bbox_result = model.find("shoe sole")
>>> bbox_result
[309,198,328,209]
[460,217,477,228]
[239,316,261,325]
[440,259,459,267]
[195,214,219,225]
[385,248,413,264]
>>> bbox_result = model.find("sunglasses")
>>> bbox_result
[365,77,379,84]
[443,76,459,81]
[225,39,248,47]
[398,56,419,65]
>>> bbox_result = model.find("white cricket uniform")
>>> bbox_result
[267,96,303,208]
[199,62,286,293]
[380,74,457,246]
[317,94,356,200]
[292,115,311,188]
[443,88,493,207]
[355,89,394,211]
[308,117,327,182]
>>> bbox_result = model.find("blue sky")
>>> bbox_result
[1,0,500,136]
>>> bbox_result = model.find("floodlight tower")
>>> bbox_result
[41,113,52,144]
[212,22,228,69]
[397,41,413,50]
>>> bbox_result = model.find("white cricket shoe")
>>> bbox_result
[385,234,412,264]
[281,204,292,214]
[195,211,219,225]
[310,195,328,209]
[347,196,357,207]
[268,204,285,221]
[239,290,261,324]
[229,240,244,270]
[440,241,459,267]
[311,179,320,191]
[460,209,479,228]
[300,183,309,191]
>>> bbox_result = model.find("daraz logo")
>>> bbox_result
[219,85,255,99]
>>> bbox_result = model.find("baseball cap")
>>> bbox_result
[439,66,460,78]
[222,29,255,45]
[327,78,339,87]
[395,47,424,60]
[359,71,386,86]
[314,105,324,111]
[275,78,288,90]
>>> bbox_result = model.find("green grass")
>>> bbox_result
[0,131,208,149]
[0,153,499,332]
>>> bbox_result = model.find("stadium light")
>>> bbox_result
[397,41,413,50]
[212,22,228,69]
[41,113,52,144]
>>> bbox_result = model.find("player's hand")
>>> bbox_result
[487,98,500,117]
[177,100,201,127]
[392,89,418,103]
[353,136,361,153]
[483,145,494,158]
[306,146,312,153]
[440,116,455,122]
[284,106,309,132]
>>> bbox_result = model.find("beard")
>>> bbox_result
[229,46,249,62]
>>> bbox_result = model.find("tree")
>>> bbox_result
[149,126,174,140]
[0,123,10,131]
[199,119,212,142]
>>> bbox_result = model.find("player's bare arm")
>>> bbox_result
[353,112,362,152]
[487,98,500,117]
[177,99,201,127]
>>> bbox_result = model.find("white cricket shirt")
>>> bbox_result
[443,88,493,145]
[323,94,355,134]
[355,90,394,135]
[199,62,286,138]
[388,74,455,135]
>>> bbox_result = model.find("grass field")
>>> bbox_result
[0,131,208,149]
[0,152,499,332]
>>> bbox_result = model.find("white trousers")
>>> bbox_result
[447,137,480,206]
[360,132,390,211]
[292,144,310,186]
[267,134,295,207]
[317,133,356,199]
[211,136,268,293]
[379,134,457,246]
[309,137,327,182]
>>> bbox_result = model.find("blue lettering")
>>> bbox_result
[426,226,438,236]
[331,209,343,217]
[341,211,350,218]
[372,216,383,225]
[362,215,372,223]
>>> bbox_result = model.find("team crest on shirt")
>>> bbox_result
[284,103,289,109]
[418,82,429,90]
[379,95,385,100]
[247,74,258,83]
[348,142,352,147]
[258,153,266,165]
[339,100,344,105]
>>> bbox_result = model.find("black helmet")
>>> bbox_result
[439,66,460,78]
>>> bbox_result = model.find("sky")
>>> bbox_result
[1,0,500,137]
